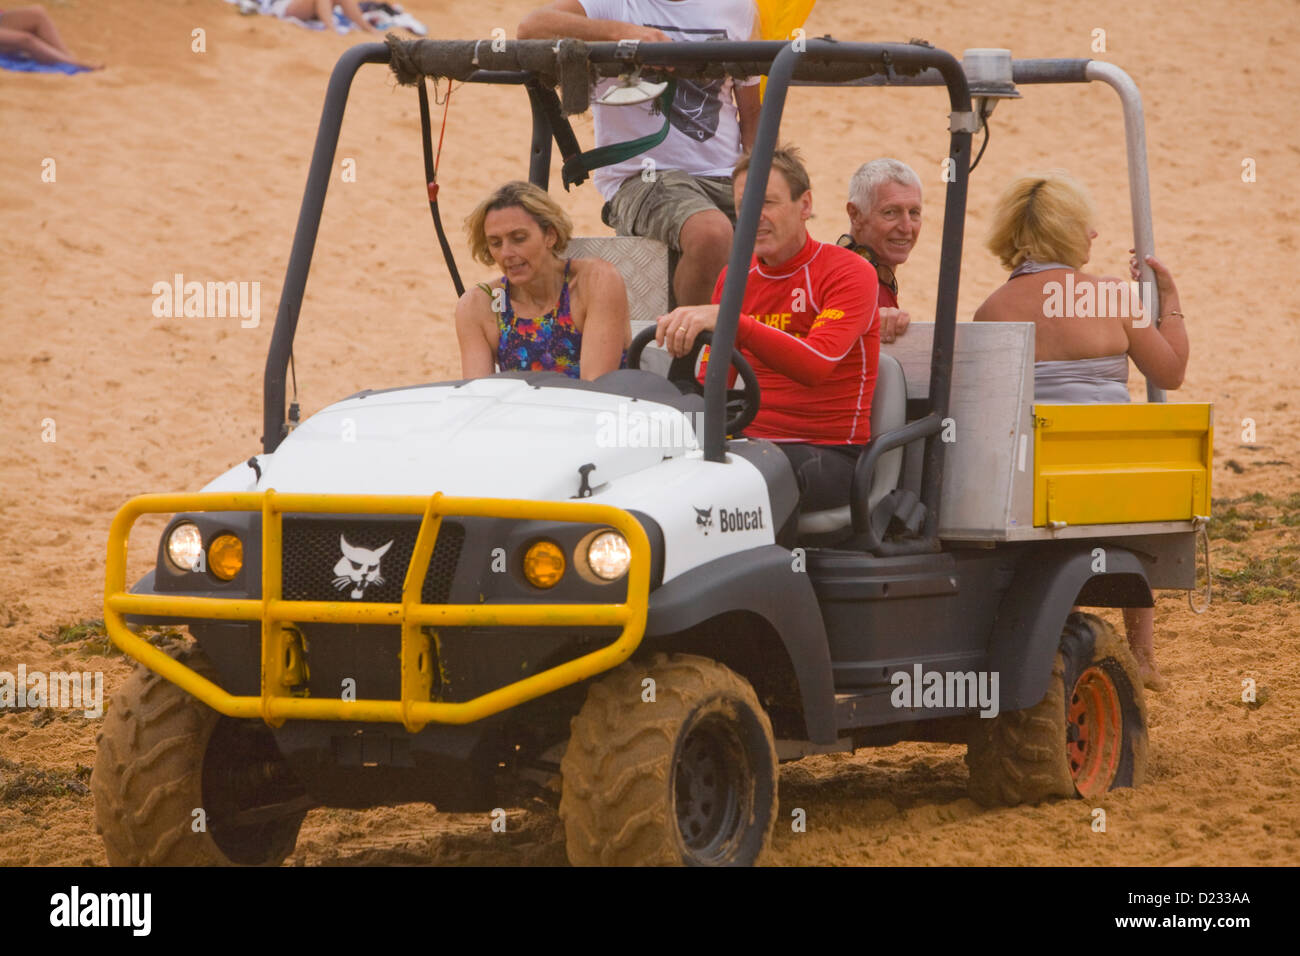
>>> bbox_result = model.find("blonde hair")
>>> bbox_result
[464,181,573,268]
[734,144,811,199]
[986,172,1096,271]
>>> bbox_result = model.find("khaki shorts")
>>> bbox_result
[602,170,737,251]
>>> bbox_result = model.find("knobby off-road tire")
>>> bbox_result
[91,641,307,866]
[559,653,778,866]
[966,612,1148,807]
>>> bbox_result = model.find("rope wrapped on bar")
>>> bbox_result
[385,36,782,116]
[384,37,953,116]
[386,36,595,114]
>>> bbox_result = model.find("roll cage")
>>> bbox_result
[262,36,1165,557]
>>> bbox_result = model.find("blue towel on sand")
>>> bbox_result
[0,51,90,74]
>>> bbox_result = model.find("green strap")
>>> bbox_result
[562,78,677,188]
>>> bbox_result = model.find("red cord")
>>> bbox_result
[427,80,453,202]
[434,79,452,177]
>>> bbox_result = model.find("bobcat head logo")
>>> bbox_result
[332,535,393,599]
[694,506,713,535]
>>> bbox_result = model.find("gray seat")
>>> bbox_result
[796,353,907,536]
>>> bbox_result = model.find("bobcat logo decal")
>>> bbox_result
[693,506,713,535]
[333,535,393,599]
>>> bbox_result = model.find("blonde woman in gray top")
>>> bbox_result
[974,171,1189,690]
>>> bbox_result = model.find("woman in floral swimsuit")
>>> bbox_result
[456,181,629,381]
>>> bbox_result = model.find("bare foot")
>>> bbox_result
[1133,652,1169,692]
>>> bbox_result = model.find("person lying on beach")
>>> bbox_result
[0,5,102,70]
[973,171,1189,691]
[277,0,377,32]
[456,181,631,381]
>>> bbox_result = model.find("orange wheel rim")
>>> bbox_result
[1067,665,1123,798]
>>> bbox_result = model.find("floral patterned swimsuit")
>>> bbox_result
[492,259,583,379]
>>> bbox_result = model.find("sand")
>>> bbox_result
[1,0,1297,865]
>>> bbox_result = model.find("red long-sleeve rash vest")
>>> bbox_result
[706,233,880,444]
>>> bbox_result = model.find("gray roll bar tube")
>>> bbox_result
[1085,60,1165,403]
[705,39,973,559]
[797,56,1168,404]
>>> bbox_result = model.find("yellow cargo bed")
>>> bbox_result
[1033,403,1213,527]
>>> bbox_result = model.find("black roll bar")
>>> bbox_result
[704,39,972,559]
[261,37,973,554]
[262,47,536,451]
[262,42,388,453]
[260,38,1165,556]
[262,38,958,455]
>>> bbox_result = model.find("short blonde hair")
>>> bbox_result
[464,181,573,268]
[734,144,811,199]
[986,172,1096,271]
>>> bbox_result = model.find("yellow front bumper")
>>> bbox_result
[105,490,651,732]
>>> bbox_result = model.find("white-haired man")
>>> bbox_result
[838,158,922,344]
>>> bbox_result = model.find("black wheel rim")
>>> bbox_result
[202,718,308,864]
[674,714,750,864]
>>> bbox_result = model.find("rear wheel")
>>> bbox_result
[559,653,778,866]
[966,612,1148,806]
[92,641,309,866]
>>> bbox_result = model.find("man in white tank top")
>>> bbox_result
[519,0,761,306]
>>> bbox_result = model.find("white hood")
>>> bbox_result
[256,378,697,498]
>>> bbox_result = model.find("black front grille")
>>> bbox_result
[281,517,465,604]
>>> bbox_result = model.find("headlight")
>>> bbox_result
[208,534,243,581]
[166,522,203,571]
[585,531,631,581]
[523,540,565,589]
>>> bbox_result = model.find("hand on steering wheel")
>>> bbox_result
[627,325,761,435]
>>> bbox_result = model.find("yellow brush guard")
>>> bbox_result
[104,491,651,732]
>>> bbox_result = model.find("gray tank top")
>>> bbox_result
[1010,259,1073,277]
[1035,354,1131,403]
[1009,260,1132,403]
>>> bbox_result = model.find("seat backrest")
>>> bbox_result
[566,236,670,338]
[796,353,907,537]
[879,321,1036,538]
[866,353,906,511]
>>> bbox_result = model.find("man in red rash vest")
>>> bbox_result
[654,144,881,512]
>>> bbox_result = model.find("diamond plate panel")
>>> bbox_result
[567,236,670,338]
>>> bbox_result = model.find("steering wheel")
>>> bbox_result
[627,325,761,435]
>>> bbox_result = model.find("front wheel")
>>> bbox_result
[91,641,309,866]
[966,612,1148,806]
[559,653,778,866]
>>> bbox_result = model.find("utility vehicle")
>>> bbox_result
[93,37,1211,866]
